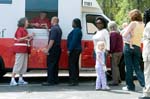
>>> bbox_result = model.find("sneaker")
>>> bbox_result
[18,80,28,85]
[138,95,150,99]
[122,86,135,91]
[102,86,110,91]
[96,88,102,91]
[10,81,18,86]
[122,86,128,91]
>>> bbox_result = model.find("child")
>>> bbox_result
[121,22,134,49]
[95,41,110,90]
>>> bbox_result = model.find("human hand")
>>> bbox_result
[109,54,112,57]
[105,50,109,54]
[41,24,48,29]
[34,23,40,27]
[67,51,70,55]
[28,33,35,38]
[42,48,49,55]
[103,65,107,72]
[31,32,35,36]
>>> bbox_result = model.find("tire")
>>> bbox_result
[0,56,6,77]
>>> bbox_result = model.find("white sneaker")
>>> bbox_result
[10,80,18,86]
[122,86,135,91]
[18,80,28,85]
[122,86,128,91]
[102,86,110,91]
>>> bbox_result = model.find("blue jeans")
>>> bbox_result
[124,43,145,90]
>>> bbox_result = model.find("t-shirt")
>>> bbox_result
[48,24,62,47]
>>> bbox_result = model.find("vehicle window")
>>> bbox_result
[0,0,12,4]
[86,14,108,34]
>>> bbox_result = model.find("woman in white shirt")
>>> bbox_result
[92,16,110,61]
[92,16,110,82]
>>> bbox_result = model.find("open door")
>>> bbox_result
[81,14,99,68]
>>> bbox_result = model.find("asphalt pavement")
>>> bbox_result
[0,71,144,99]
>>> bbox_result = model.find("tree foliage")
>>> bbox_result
[97,0,150,26]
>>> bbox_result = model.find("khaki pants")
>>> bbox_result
[143,61,150,96]
[111,52,122,84]
[12,53,28,74]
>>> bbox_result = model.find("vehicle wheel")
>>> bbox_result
[0,56,6,78]
[119,55,125,80]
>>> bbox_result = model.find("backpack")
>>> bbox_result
[143,9,150,25]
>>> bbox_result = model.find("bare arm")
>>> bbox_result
[42,40,54,54]
[16,33,34,42]
[47,40,54,50]
[122,22,136,37]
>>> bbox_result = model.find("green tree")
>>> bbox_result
[97,0,150,26]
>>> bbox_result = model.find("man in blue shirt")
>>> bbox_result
[42,17,62,86]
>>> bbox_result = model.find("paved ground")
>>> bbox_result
[0,71,144,99]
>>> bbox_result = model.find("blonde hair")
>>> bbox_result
[108,21,119,32]
[95,41,105,52]
[51,16,59,24]
[122,22,128,29]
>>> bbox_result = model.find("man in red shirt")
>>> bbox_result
[30,11,51,29]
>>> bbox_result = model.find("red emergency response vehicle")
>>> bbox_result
[0,0,114,77]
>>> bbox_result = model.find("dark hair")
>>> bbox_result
[129,9,142,21]
[17,17,28,27]
[143,9,150,25]
[73,18,82,29]
[95,16,108,28]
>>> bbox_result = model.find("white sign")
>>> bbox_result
[82,0,100,9]
[83,1,92,7]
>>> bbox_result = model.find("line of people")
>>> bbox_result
[10,16,82,87]
[93,9,150,99]
[9,9,150,99]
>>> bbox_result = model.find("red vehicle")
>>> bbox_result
[0,0,112,77]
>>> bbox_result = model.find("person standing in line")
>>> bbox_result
[108,21,123,86]
[121,22,134,49]
[92,16,110,63]
[10,17,34,86]
[139,21,150,99]
[122,9,145,91]
[67,18,82,86]
[42,16,62,86]
[95,41,110,90]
